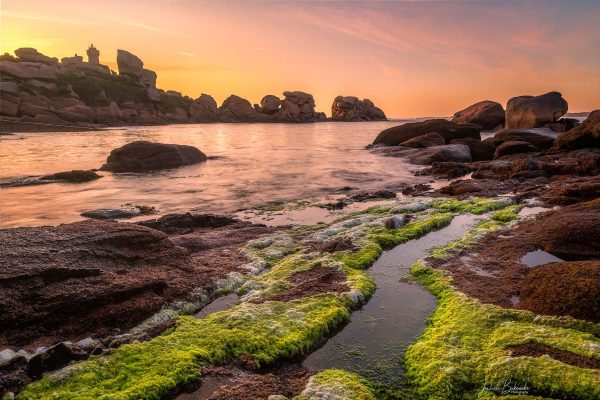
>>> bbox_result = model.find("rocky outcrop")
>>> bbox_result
[100,141,207,172]
[505,91,568,129]
[493,140,538,159]
[260,95,281,114]
[116,49,143,79]
[190,94,219,122]
[373,119,481,146]
[399,132,445,148]
[407,144,472,165]
[13,48,57,66]
[218,95,263,123]
[489,129,555,150]
[331,96,386,121]
[555,110,600,150]
[276,91,326,122]
[451,100,504,130]
[450,138,495,161]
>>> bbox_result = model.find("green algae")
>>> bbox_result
[406,215,600,400]
[20,197,591,400]
[295,369,377,400]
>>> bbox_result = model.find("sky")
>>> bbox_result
[1,0,599,117]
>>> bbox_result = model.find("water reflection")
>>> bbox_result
[0,121,427,227]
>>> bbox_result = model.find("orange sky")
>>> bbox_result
[2,0,599,117]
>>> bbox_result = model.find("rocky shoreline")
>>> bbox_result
[0,47,386,133]
[1,90,599,399]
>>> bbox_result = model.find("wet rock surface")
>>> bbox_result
[430,199,600,320]
[451,100,505,130]
[0,169,101,187]
[0,216,273,350]
[100,141,207,172]
[373,119,481,146]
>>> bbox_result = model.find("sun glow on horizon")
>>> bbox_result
[1,0,599,117]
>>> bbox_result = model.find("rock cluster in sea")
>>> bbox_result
[0,47,386,128]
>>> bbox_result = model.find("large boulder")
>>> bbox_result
[490,128,555,149]
[555,110,600,150]
[260,95,281,114]
[331,96,386,121]
[493,140,538,159]
[450,137,495,161]
[116,50,144,79]
[505,91,568,129]
[399,132,445,148]
[275,91,325,122]
[373,119,481,146]
[100,141,207,172]
[407,144,472,165]
[14,48,58,65]
[190,94,219,122]
[0,61,57,80]
[451,100,504,130]
[141,69,157,88]
[218,95,261,122]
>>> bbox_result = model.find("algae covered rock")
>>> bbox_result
[518,261,600,322]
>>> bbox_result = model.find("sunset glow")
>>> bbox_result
[2,0,599,117]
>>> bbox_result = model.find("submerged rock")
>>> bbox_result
[451,100,505,130]
[373,119,481,146]
[80,205,153,220]
[505,91,568,129]
[100,141,207,172]
[39,170,101,183]
[349,190,396,201]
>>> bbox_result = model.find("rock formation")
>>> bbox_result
[373,119,481,146]
[116,49,144,79]
[218,95,264,123]
[100,141,207,172]
[276,91,327,122]
[555,110,600,150]
[190,94,219,122]
[451,100,504,130]
[505,91,568,129]
[331,96,386,121]
[260,95,281,114]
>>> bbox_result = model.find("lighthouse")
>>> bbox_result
[86,44,100,65]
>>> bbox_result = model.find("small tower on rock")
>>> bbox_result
[87,44,100,64]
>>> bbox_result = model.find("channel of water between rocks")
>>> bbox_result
[188,213,478,396]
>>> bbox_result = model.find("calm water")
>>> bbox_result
[0,121,430,228]
[302,214,477,384]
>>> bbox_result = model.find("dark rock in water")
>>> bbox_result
[505,91,568,129]
[425,162,471,179]
[493,140,538,159]
[81,205,154,220]
[40,170,101,183]
[138,213,237,233]
[518,261,600,322]
[451,100,505,130]
[322,200,347,210]
[100,141,207,172]
[450,138,496,161]
[331,96,386,121]
[402,183,432,196]
[349,190,396,201]
[399,132,445,148]
[490,129,555,149]
[27,342,88,378]
[407,144,472,165]
[373,119,481,146]
[555,110,600,150]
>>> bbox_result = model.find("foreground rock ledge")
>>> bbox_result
[100,141,207,172]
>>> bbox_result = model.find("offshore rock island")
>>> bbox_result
[0,46,387,132]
